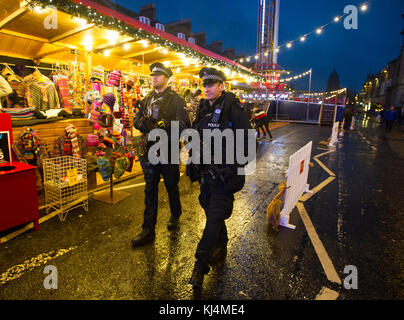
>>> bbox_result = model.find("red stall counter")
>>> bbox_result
[0,161,39,235]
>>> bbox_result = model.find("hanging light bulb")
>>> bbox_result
[316,28,323,34]
[334,16,340,22]
[300,36,306,42]
[83,35,93,51]
[286,43,292,48]
[107,30,119,45]
[360,3,368,11]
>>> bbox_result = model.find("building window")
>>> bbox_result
[155,23,165,31]
[139,16,150,26]
[177,33,186,40]
[188,37,195,44]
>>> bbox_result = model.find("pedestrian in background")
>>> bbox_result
[252,105,273,140]
[383,106,397,132]
[399,106,404,126]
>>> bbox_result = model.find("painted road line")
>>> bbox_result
[296,202,342,285]
[299,176,336,202]
[314,149,335,159]
[113,173,184,191]
[315,287,339,300]
[0,246,77,286]
[110,182,146,191]
[313,157,336,177]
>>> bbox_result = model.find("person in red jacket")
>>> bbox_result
[252,105,273,140]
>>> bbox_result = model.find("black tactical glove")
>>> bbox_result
[138,116,156,133]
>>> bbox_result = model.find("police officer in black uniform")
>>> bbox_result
[131,62,190,248]
[188,67,252,288]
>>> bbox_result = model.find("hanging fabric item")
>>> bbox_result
[12,127,50,167]
[69,61,86,110]
[24,69,60,111]
[53,126,85,158]
[53,74,72,110]
[65,124,81,158]
[88,82,103,126]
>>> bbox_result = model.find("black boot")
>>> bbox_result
[131,229,155,248]
[189,266,205,288]
[167,215,180,231]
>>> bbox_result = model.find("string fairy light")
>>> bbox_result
[279,69,312,83]
[236,1,370,64]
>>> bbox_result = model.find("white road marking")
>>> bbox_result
[315,287,339,300]
[113,173,184,191]
[0,246,77,285]
[296,202,342,285]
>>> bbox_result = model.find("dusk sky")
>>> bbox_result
[115,0,404,93]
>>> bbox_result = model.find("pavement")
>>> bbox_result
[0,120,403,300]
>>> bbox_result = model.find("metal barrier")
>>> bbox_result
[280,141,313,229]
[329,122,339,146]
[350,116,355,130]
[339,119,345,137]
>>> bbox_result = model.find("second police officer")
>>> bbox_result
[131,62,191,248]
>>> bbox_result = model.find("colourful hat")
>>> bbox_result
[114,156,130,179]
[107,70,122,87]
[102,93,116,110]
[97,156,111,181]
[91,65,104,82]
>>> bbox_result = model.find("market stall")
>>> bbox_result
[0,0,264,210]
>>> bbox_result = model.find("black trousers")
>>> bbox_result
[140,157,182,231]
[256,117,273,138]
[385,120,393,131]
[195,174,234,274]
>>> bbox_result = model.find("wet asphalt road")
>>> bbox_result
[0,120,403,300]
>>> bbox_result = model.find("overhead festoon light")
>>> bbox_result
[83,35,93,51]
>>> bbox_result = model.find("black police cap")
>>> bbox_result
[199,67,226,86]
[150,62,173,78]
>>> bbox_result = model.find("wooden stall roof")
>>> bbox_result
[0,0,259,83]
